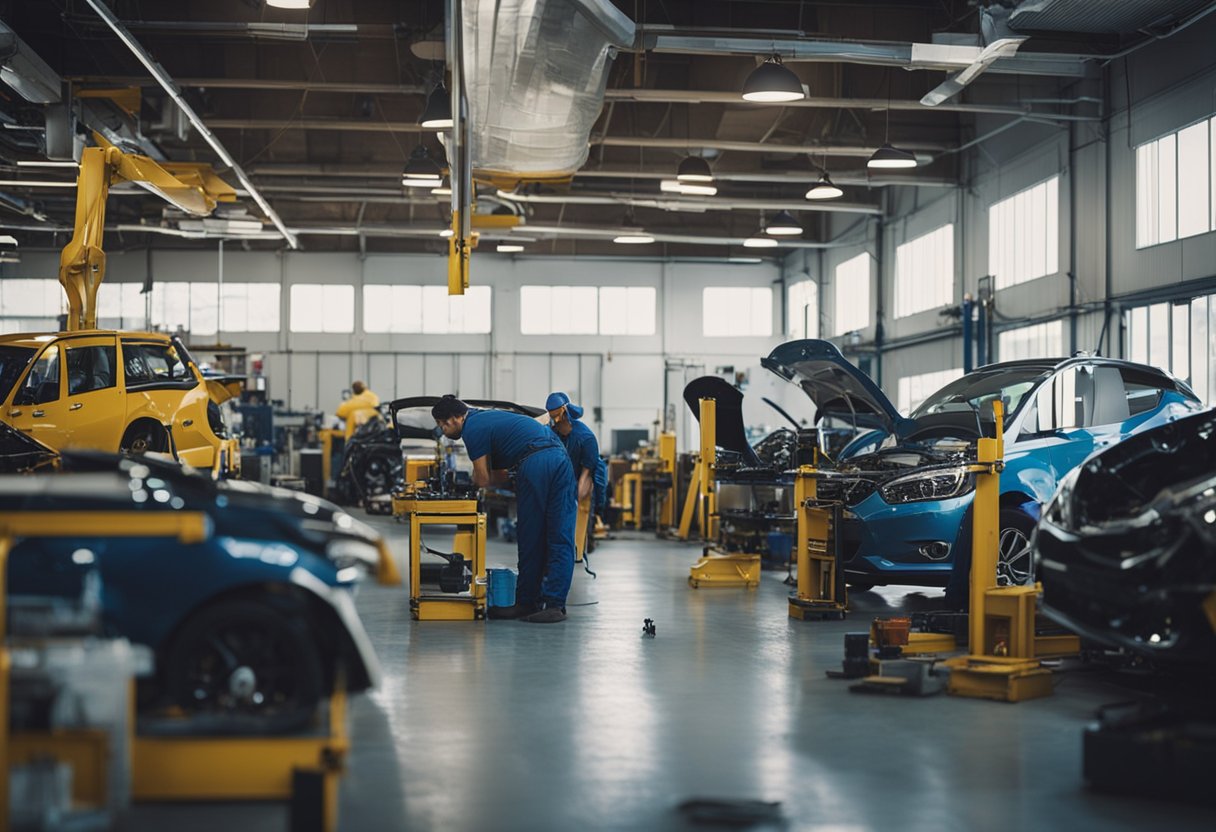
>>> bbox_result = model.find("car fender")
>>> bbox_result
[289,567,383,690]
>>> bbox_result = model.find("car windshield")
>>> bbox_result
[0,346,36,403]
[911,367,1049,420]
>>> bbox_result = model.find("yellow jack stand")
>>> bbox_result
[688,549,762,588]
[677,398,719,543]
[397,489,487,621]
[942,400,1080,702]
[788,462,847,620]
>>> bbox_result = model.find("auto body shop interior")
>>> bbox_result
[1,1,1215,830]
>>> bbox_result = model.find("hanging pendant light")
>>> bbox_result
[418,83,453,130]
[743,235,779,248]
[402,145,442,186]
[805,173,843,200]
[613,231,655,245]
[266,0,312,8]
[867,143,918,169]
[677,155,714,183]
[661,179,717,196]
[764,210,802,236]
[741,55,805,103]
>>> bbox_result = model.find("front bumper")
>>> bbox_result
[839,492,973,586]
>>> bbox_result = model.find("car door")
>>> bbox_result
[1006,365,1097,502]
[7,343,69,448]
[63,334,124,451]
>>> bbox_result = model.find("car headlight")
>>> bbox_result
[878,467,974,504]
[326,538,381,580]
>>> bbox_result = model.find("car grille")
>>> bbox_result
[815,476,877,507]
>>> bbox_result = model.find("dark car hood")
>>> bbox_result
[682,376,762,466]
[0,422,59,472]
[389,396,545,440]
[762,340,912,438]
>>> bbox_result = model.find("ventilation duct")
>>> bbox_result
[461,0,634,184]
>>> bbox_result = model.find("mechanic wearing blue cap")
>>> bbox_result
[432,395,575,623]
[545,392,608,561]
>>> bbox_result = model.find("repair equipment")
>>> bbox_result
[788,438,847,620]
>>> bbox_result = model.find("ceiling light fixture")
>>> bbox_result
[418,82,453,130]
[676,155,713,183]
[265,0,313,9]
[805,173,843,200]
[402,145,442,186]
[613,232,655,245]
[431,185,452,197]
[741,54,805,103]
[764,210,802,236]
[660,178,717,196]
[0,179,75,188]
[15,160,78,168]
[868,80,917,170]
[743,236,779,248]
[497,243,524,253]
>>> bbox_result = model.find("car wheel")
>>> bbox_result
[165,599,324,732]
[360,449,403,498]
[120,422,167,455]
[996,508,1036,587]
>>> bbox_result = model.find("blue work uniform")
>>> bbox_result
[559,419,608,514]
[461,409,576,608]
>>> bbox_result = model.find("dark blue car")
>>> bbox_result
[761,341,1203,589]
[4,449,384,731]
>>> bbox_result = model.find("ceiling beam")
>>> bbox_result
[70,75,426,95]
[591,135,948,159]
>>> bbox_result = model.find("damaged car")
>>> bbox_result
[1036,409,1216,665]
[760,340,1202,590]
[4,452,386,732]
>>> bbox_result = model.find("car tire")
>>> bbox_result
[997,508,1037,587]
[120,422,168,455]
[165,598,324,733]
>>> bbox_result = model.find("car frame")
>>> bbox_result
[0,330,239,476]
[4,452,384,731]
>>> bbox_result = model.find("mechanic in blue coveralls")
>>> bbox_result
[432,395,575,623]
[545,392,608,561]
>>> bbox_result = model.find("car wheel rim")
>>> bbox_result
[996,527,1033,586]
[129,435,151,454]
[185,625,303,714]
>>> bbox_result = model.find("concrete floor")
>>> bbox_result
[129,518,1215,832]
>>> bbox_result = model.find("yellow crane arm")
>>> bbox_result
[58,136,236,331]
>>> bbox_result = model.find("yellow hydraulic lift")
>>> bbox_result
[685,397,762,589]
[788,449,847,620]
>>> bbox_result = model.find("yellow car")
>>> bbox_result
[0,330,240,476]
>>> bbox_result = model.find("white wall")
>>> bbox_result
[3,250,783,451]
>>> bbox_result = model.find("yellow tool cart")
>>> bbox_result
[788,455,847,621]
[394,479,487,621]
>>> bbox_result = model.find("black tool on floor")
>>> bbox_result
[676,797,783,826]
[642,618,656,638]
[826,632,871,679]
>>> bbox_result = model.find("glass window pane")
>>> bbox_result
[834,253,870,335]
[290,285,323,333]
[598,287,627,335]
[1178,121,1209,239]
[750,287,772,336]
[1136,143,1154,248]
[421,286,449,334]
[323,285,353,333]
[1158,134,1177,243]
[190,283,218,336]
[463,286,492,334]
[1172,303,1190,382]
[1148,302,1169,369]
[569,286,597,334]
[363,286,392,333]
[1129,306,1148,364]
[520,286,550,335]
[627,287,656,335]
[1190,297,1209,404]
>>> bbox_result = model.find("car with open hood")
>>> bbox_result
[3,451,386,732]
[695,339,1202,590]
[0,330,240,477]
[1035,408,1216,666]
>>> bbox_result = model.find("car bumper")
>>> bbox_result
[840,492,973,587]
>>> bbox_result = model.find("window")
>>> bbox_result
[66,345,116,395]
[702,287,772,337]
[0,345,36,403]
[0,279,62,332]
[1124,294,1216,404]
[290,285,354,333]
[15,345,60,405]
[896,368,963,415]
[834,253,871,335]
[364,285,491,334]
[997,320,1064,361]
[894,224,954,318]
[599,287,656,335]
[122,342,191,386]
[989,176,1059,289]
[97,283,146,330]
[1136,117,1216,248]
[220,284,280,333]
[787,279,819,338]
[151,282,219,336]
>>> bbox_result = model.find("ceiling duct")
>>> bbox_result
[462,0,635,183]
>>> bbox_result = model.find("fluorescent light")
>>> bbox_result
[439,228,454,238]
[613,234,655,244]
[16,160,78,168]
[0,179,75,187]
[743,236,779,248]
[266,0,312,8]
[660,179,717,196]
[729,257,763,264]
[497,244,524,253]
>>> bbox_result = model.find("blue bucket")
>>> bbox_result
[486,568,517,608]
[766,531,794,564]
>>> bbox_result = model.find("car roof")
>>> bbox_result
[974,356,1175,375]
[0,329,172,348]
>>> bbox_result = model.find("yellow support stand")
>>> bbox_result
[657,431,677,530]
[397,493,487,621]
[788,461,847,620]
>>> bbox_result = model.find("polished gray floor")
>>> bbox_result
[130,519,1215,831]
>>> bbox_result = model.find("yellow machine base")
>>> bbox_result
[788,598,846,620]
[901,632,960,656]
[688,553,762,588]
[411,596,486,621]
[944,657,1053,702]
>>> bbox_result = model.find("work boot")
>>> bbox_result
[488,603,537,620]
[521,606,567,624]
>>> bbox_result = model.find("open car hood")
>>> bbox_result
[762,340,912,438]
[683,377,762,466]
[202,372,245,405]
[0,422,59,472]
[389,396,545,440]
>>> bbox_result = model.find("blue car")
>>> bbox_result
[3,448,384,731]
[762,340,1203,590]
